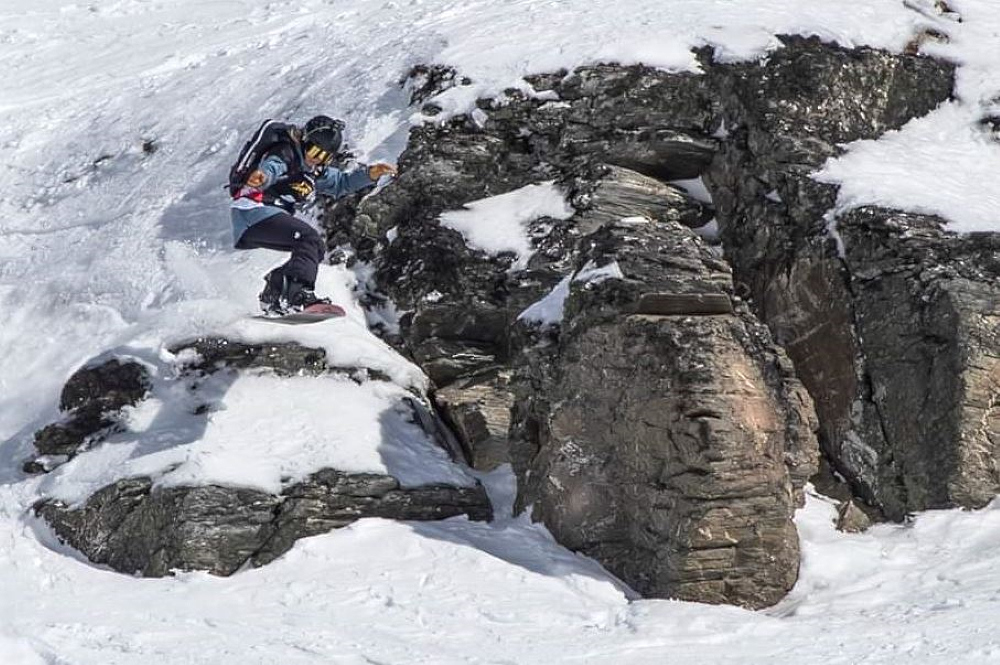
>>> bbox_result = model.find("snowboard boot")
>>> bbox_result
[285,279,331,312]
[259,268,288,315]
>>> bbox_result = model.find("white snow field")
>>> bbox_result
[2,0,1000,663]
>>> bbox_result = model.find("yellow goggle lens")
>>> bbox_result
[306,144,330,163]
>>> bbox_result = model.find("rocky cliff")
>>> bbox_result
[320,35,981,607]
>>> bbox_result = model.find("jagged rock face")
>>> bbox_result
[33,339,491,577]
[510,216,818,609]
[329,42,986,606]
[707,36,975,517]
[38,470,491,577]
[28,359,150,471]
[322,35,974,602]
[514,316,808,607]
[324,62,722,474]
[837,210,1000,511]
[340,98,819,605]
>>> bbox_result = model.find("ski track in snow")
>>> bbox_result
[3,0,1000,663]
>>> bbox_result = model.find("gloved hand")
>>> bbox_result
[246,169,266,188]
[367,163,397,181]
[289,173,316,199]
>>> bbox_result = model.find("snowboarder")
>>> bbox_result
[228,115,397,314]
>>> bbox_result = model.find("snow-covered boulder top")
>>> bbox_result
[29,339,490,577]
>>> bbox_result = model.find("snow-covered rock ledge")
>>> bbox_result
[28,339,490,577]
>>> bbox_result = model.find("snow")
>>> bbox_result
[518,260,625,327]
[815,0,1000,231]
[439,181,574,270]
[518,275,573,326]
[2,0,1000,663]
[671,177,715,204]
[5,482,1000,664]
[575,260,626,285]
[40,373,474,506]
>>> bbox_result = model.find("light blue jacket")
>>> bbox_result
[230,152,374,244]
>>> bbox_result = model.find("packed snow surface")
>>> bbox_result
[3,0,1000,662]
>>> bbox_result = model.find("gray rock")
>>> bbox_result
[839,209,1000,512]
[511,211,818,609]
[59,358,150,412]
[37,471,491,576]
[254,469,492,566]
[514,314,815,608]
[319,51,859,606]
[30,359,150,462]
[34,337,490,576]
[706,36,981,518]
[836,499,874,534]
[37,479,279,576]
[435,369,515,471]
[170,338,328,377]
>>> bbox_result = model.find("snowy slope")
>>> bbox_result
[3,0,1000,663]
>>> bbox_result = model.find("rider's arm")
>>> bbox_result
[314,166,375,199]
[246,155,288,189]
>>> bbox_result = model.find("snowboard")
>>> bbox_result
[252,302,346,325]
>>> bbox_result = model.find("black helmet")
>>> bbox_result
[302,115,344,163]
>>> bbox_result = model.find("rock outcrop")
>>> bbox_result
[326,57,828,606]
[706,36,990,518]
[32,339,491,576]
[510,209,818,608]
[316,34,988,605]
[26,359,151,473]
[38,468,491,577]
[836,210,1000,512]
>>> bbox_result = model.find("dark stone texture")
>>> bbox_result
[37,480,279,576]
[254,468,492,566]
[31,359,151,459]
[838,209,1000,512]
[510,215,818,609]
[706,35,976,518]
[332,109,819,606]
[170,338,328,376]
[37,472,492,576]
[35,336,489,576]
[59,359,150,412]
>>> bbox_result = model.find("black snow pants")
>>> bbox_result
[235,213,325,287]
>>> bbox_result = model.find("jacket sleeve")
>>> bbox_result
[256,154,289,189]
[315,166,375,199]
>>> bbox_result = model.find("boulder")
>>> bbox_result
[38,470,491,576]
[28,359,150,471]
[511,213,818,609]
[34,338,491,576]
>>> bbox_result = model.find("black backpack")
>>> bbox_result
[227,119,296,196]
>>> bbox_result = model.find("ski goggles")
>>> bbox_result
[305,143,332,164]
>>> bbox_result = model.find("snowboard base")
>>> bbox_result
[252,303,346,325]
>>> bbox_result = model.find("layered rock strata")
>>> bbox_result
[510,212,818,608]
[319,34,984,604]
[707,36,980,517]
[331,108,819,604]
